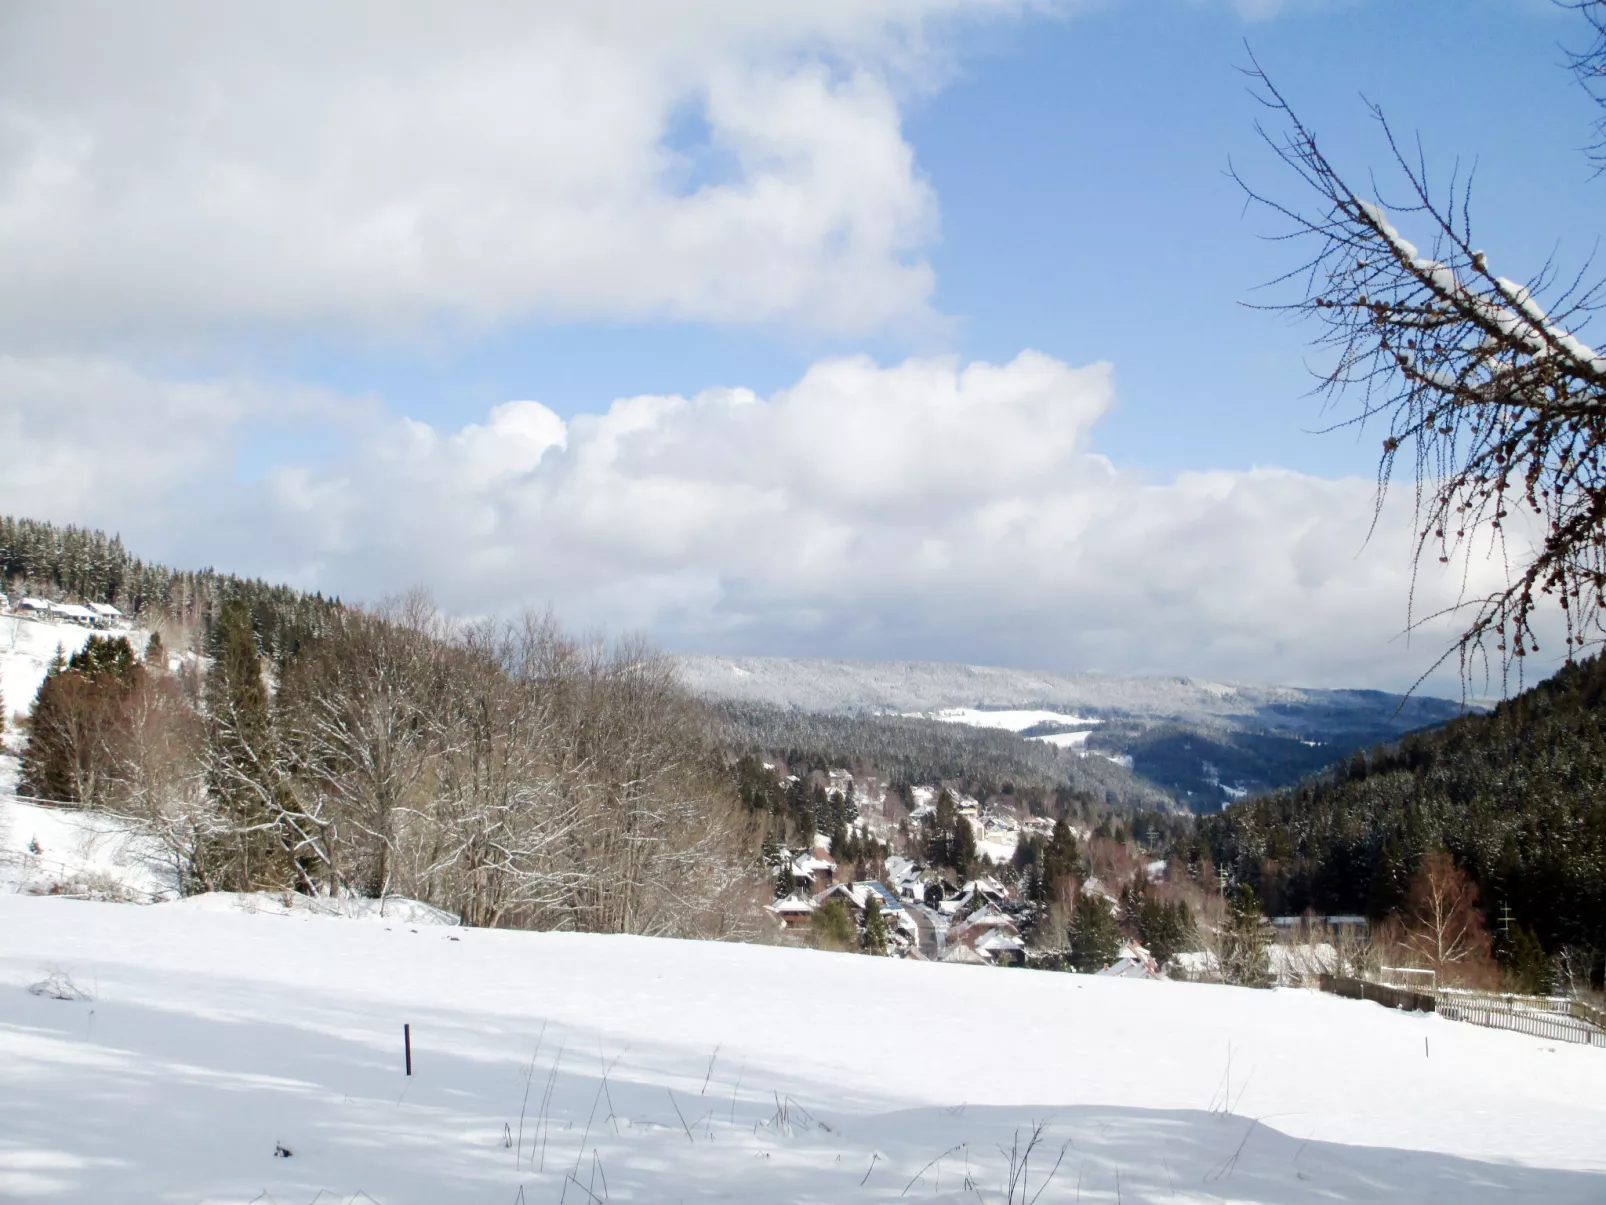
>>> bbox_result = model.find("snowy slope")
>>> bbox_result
[676,653,1467,729]
[0,798,179,901]
[921,708,1103,732]
[1,893,1602,1204]
[1,614,151,797]
[0,614,100,725]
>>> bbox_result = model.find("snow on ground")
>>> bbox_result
[165,891,462,926]
[1,615,96,725]
[1031,729,1093,749]
[1,614,151,725]
[0,798,179,902]
[1,893,1602,1204]
[920,708,1102,733]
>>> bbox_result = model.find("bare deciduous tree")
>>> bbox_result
[1399,850,1492,982]
[1237,7,1606,690]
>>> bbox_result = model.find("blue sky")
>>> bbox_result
[0,0,1596,690]
[246,0,1605,479]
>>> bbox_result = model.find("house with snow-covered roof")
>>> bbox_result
[87,602,123,627]
[790,853,836,892]
[49,602,97,625]
[764,896,817,930]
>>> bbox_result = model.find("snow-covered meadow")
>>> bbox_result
[2,892,1602,1204]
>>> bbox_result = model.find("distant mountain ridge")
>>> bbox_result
[677,654,1470,810]
[675,653,1462,730]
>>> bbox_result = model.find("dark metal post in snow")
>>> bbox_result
[405,1024,412,1076]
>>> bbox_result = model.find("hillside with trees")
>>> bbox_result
[1198,655,1606,988]
[1,515,339,662]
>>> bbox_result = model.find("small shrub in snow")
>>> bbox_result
[28,969,91,1001]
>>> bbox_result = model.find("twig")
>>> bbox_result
[668,1089,694,1142]
[515,1022,547,1162]
[700,1045,720,1095]
[536,1043,566,1172]
[861,1152,881,1186]
[1029,1139,1073,1205]
[901,1144,962,1196]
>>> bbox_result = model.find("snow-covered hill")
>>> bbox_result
[1,893,1601,1203]
[680,655,1471,806]
[676,654,1459,731]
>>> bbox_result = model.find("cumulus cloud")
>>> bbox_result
[0,349,1547,692]
[0,0,1032,344]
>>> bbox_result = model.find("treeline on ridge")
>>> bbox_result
[711,700,1176,813]
[1,514,338,662]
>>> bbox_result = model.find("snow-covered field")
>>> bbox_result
[2,893,1602,1204]
[922,708,1102,733]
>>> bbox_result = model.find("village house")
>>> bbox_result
[763,896,817,930]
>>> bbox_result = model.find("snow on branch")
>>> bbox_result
[1234,54,1606,692]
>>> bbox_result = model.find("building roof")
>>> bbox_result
[975,929,1025,951]
[765,897,816,915]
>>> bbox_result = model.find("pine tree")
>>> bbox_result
[811,896,856,953]
[1499,924,1554,996]
[1069,891,1122,972]
[862,892,889,955]
[1042,816,1079,896]
[1220,885,1271,987]
[200,599,291,891]
[20,636,140,804]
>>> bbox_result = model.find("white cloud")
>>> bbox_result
[0,0,1034,344]
[0,349,1548,692]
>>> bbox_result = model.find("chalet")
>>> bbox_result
[1270,914,1367,935]
[791,853,836,892]
[764,896,817,930]
[88,602,123,628]
[1096,941,1160,979]
[972,928,1026,966]
[936,877,1008,917]
[18,597,52,615]
[49,603,97,626]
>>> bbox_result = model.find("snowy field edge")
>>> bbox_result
[1,893,1602,1204]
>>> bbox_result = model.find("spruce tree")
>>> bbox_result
[862,892,889,955]
[810,896,856,952]
[201,599,290,891]
[1042,816,1079,896]
[1069,891,1122,972]
[1221,885,1272,987]
[1499,924,1554,996]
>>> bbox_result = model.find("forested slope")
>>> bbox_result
[0,515,338,661]
[1200,656,1606,964]
[713,701,1175,811]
